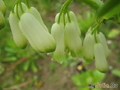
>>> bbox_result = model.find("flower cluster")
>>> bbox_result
[51,11,110,72]
[0,0,6,30]
[9,2,56,52]
[8,1,110,73]
[83,28,110,72]
[51,11,82,64]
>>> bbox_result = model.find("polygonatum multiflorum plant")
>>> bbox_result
[1,0,120,73]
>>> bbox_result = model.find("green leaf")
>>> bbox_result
[77,0,103,11]
[97,0,120,21]
[31,62,38,73]
[3,57,17,62]
[93,70,105,83]
[107,29,120,38]
[78,87,89,90]
[71,74,82,86]
[112,69,120,77]
[23,60,30,71]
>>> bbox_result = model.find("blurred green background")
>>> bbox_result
[0,0,120,90]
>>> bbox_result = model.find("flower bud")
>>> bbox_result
[64,21,82,57]
[0,0,6,15]
[26,7,48,31]
[9,12,27,48]
[94,43,108,73]
[66,11,81,36]
[19,13,56,52]
[51,23,66,63]
[97,32,110,57]
[83,33,95,62]
[0,11,5,29]
[14,2,28,17]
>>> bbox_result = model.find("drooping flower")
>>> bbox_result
[19,13,56,52]
[51,13,66,63]
[0,11,5,29]
[51,23,66,64]
[83,33,95,62]
[94,43,108,73]
[64,21,82,58]
[9,12,27,48]
[0,0,6,15]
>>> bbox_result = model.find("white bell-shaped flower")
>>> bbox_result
[64,21,82,57]
[94,43,108,73]
[26,7,48,32]
[0,0,6,15]
[83,33,95,62]
[51,23,66,64]
[19,13,56,52]
[9,12,27,48]
[97,32,110,57]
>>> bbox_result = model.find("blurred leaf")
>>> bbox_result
[0,63,4,75]
[71,70,105,88]
[112,69,120,77]
[71,73,82,86]
[23,60,30,71]
[78,11,95,34]
[93,70,105,83]
[3,57,17,62]
[97,0,120,21]
[77,0,103,11]
[38,53,46,59]
[49,62,57,71]
[31,62,38,73]
[78,87,89,90]
[62,55,74,67]
[108,29,120,38]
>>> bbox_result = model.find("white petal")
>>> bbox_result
[9,12,27,48]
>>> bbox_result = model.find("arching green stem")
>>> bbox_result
[67,10,71,23]
[12,0,18,13]
[16,2,20,19]
[26,0,30,8]
[58,0,73,24]
[19,0,24,13]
